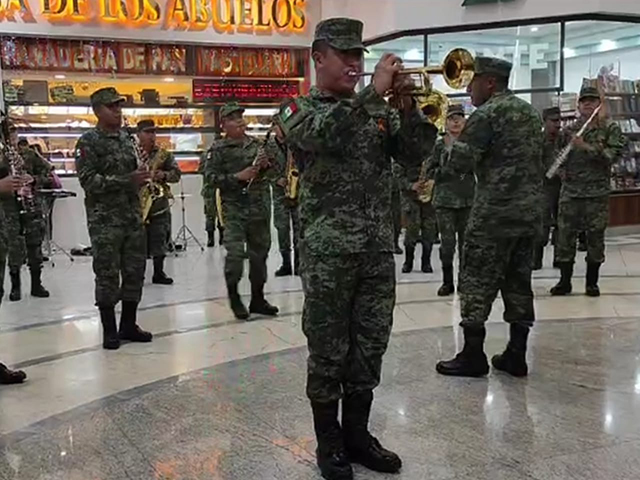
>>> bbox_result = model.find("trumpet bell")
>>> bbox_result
[419,90,450,131]
[441,48,475,90]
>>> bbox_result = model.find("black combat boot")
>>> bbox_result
[421,242,433,273]
[228,283,249,320]
[437,264,455,297]
[436,326,489,377]
[9,270,21,302]
[206,229,214,248]
[532,246,544,270]
[492,323,530,377]
[585,261,601,297]
[293,248,300,276]
[152,256,174,285]
[119,301,153,343]
[99,307,121,350]
[275,250,293,277]
[311,400,353,480]
[0,363,26,385]
[550,262,573,296]
[30,267,50,298]
[249,283,279,316]
[343,391,402,473]
[401,246,414,273]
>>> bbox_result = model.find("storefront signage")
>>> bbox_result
[196,47,300,77]
[192,78,299,103]
[0,0,307,33]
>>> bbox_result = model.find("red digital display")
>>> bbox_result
[192,79,300,104]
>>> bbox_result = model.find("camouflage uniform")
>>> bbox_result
[199,149,223,246]
[391,161,403,250]
[75,126,146,308]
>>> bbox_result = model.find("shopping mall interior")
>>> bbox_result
[2,0,640,479]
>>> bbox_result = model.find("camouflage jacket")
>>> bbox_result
[559,119,625,199]
[204,135,271,217]
[0,147,53,213]
[543,131,563,191]
[426,135,475,209]
[277,84,428,255]
[442,90,544,237]
[75,128,142,227]
[265,137,292,202]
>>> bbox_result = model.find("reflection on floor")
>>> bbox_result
[2,239,640,479]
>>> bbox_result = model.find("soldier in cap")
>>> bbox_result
[274,17,430,480]
[425,103,476,296]
[199,148,224,248]
[1,123,53,302]
[204,102,278,320]
[533,106,563,270]
[75,87,153,350]
[136,119,181,285]
[550,86,625,297]
[435,56,544,378]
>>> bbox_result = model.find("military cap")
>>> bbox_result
[579,86,601,101]
[473,56,513,80]
[446,104,465,118]
[542,106,561,120]
[90,87,125,107]
[220,101,245,119]
[314,17,368,52]
[137,119,156,132]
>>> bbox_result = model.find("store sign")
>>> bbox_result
[192,78,299,103]
[0,0,307,33]
[196,47,301,77]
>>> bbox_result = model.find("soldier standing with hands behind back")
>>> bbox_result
[276,18,428,480]
[75,87,153,350]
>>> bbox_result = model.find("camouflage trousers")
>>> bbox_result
[146,210,171,258]
[459,232,536,328]
[556,196,608,264]
[223,206,271,287]
[88,221,146,308]
[436,207,470,267]
[4,207,44,272]
[273,189,300,253]
[203,195,221,233]
[301,251,395,403]
[403,196,437,248]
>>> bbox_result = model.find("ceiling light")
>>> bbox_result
[530,27,539,32]
[54,74,66,79]
[599,39,617,52]
[563,47,577,58]
[403,48,423,62]
[163,77,175,82]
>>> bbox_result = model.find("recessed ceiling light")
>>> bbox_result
[54,74,66,79]
[599,39,617,51]
[164,77,175,82]
[530,27,539,32]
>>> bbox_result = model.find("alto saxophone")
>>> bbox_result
[284,149,299,201]
[126,125,164,223]
[416,159,435,204]
[4,144,35,214]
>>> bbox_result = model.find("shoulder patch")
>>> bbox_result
[275,97,309,138]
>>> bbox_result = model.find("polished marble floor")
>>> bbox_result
[2,237,640,479]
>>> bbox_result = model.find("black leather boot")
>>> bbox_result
[152,256,173,285]
[343,391,402,473]
[437,264,455,297]
[436,326,489,377]
[119,301,153,343]
[293,248,300,276]
[275,250,293,277]
[421,242,433,273]
[586,262,601,297]
[311,401,353,480]
[99,307,120,350]
[228,283,249,320]
[0,362,26,385]
[206,230,214,248]
[9,270,21,302]
[249,283,279,316]
[492,323,530,377]
[30,267,50,298]
[401,246,414,273]
[532,246,544,270]
[550,262,573,296]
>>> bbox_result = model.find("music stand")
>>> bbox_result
[173,178,204,252]
[38,189,76,267]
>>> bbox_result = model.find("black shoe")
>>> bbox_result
[421,242,433,273]
[0,362,27,385]
[343,391,402,474]
[275,250,293,277]
[119,301,153,343]
[206,230,215,248]
[492,324,529,377]
[586,261,601,297]
[9,271,21,302]
[29,267,50,298]
[228,284,250,320]
[152,257,174,285]
[311,401,353,480]
[436,326,489,377]
[550,262,573,296]
[401,247,414,273]
[249,284,279,316]
[437,265,455,296]
[99,307,121,350]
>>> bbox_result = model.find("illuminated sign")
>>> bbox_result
[0,0,307,33]
[192,78,299,103]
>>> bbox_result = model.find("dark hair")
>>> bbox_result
[17,139,28,147]
[312,40,331,55]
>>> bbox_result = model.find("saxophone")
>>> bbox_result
[284,149,299,200]
[127,127,164,224]
[4,144,35,214]
[416,160,435,203]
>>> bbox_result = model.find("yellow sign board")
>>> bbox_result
[0,0,307,33]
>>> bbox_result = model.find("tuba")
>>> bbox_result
[284,149,299,200]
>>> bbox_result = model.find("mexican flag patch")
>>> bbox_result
[281,101,299,122]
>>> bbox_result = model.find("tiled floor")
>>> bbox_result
[1,239,640,479]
